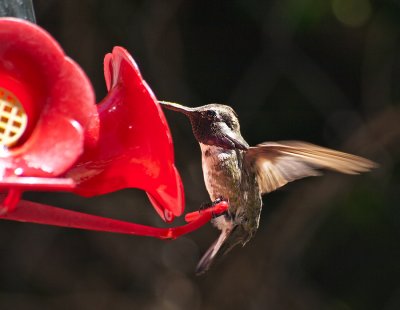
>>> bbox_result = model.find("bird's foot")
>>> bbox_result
[199,196,223,210]
[200,196,228,218]
[184,198,229,223]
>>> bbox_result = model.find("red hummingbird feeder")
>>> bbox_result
[0,16,228,239]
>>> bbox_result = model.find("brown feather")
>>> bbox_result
[245,141,377,194]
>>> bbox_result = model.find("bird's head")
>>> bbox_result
[160,101,249,150]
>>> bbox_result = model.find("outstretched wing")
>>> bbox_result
[245,141,376,195]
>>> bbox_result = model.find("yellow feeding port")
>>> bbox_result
[0,88,28,148]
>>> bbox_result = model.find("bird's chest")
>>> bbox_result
[200,144,262,235]
[200,144,242,201]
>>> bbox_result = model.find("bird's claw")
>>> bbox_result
[201,197,229,218]
[185,198,229,223]
[199,196,224,211]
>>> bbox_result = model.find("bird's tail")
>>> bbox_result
[196,229,231,275]
[196,225,247,275]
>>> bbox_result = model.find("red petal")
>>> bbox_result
[0,18,96,178]
[70,47,184,222]
[19,115,84,176]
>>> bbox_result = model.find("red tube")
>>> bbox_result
[0,199,228,240]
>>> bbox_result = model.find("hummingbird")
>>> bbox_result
[159,101,376,274]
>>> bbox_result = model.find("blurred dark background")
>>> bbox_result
[0,0,399,309]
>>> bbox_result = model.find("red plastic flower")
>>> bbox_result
[0,17,96,212]
[0,18,184,220]
[0,17,96,178]
[68,47,184,222]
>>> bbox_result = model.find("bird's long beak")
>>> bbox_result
[159,101,195,115]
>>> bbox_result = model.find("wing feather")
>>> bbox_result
[245,141,376,194]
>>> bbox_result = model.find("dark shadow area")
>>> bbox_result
[0,0,398,309]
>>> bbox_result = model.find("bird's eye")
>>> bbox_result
[206,110,216,119]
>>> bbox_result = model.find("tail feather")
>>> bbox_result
[196,225,246,275]
[196,229,231,275]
